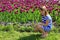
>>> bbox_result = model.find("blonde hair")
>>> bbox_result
[39,6,48,16]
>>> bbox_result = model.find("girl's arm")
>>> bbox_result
[41,20,49,26]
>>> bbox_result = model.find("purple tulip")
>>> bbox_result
[0,0,59,13]
[7,5,13,10]
[47,6,54,12]
[25,7,30,10]
[20,8,25,12]
[57,1,60,6]
[13,0,19,3]
[0,9,5,12]
[14,4,18,9]
[15,10,18,14]
[7,10,11,13]
[0,4,2,8]
[52,0,58,5]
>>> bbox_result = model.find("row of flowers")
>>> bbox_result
[0,0,60,13]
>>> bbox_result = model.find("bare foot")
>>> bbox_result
[41,33,48,38]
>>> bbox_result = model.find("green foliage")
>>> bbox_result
[5,24,14,32]
[0,31,60,40]
[56,18,60,26]
[0,25,5,31]
[0,9,41,23]
[0,24,14,32]
[51,10,60,20]
[50,9,60,26]
[0,8,60,25]
[0,24,34,32]
[18,26,34,32]
[0,24,60,40]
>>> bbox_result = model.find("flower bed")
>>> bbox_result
[0,0,60,25]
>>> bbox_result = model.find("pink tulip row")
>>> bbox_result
[0,0,60,13]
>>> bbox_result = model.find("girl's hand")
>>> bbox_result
[39,23,43,25]
[38,20,49,26]
[42,20,49,26]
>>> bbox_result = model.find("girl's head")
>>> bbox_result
[39,6,48,16]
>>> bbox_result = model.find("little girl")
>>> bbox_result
[35,6,52,37]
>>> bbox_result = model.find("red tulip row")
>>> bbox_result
[0,0,60,13]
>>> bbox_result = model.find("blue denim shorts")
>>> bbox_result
[42,26,51,32]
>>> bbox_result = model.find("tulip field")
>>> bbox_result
[0,0,60,40]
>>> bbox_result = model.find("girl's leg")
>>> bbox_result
[36,24,45,33]
[34,26,39,32]
[36,24,48,37]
